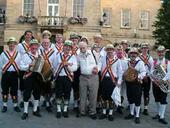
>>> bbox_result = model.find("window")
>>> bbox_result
[48,0,59,4]
[102,8,112,26]
[23,0,34,16]
[73,0,84,17]
[0,8,5,24]
[121,9,131,28]
[139,11,149,29]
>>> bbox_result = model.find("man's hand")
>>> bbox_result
[92,67,98,75]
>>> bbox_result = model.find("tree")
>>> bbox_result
[153,0,170,49]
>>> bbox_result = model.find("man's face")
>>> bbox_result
[25,32,32,42]
[42,39,50,50]
[117,49,123,58]
[157,50,165,59]
[55,35,64,43]
[106,48,114,56]
[63,45,72,54]
[141,47,149,54]
[30,44,39,54]
[79,44,87,53]
[8,42,16,51]
[70,37,79,45]
[94,37,102,44]
[130,52,138,60]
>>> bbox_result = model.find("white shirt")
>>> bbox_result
[125,58,146,80]
[118,57,129,73]
[17,41,30,56]
[77,50,101,75]
[53,52,78,76]
[139,54,154,76]
[19,52,39,71]
[101,55,123,85]
[0,50,21,72]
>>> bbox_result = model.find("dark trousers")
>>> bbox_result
[142,76,151,106]
[72,68,80,100]
[23,73,41,102]
[100,77,115,109]
[1,71,19,103]
[19,70,26,92]
[152,83,167,104]
[55,76,72,100]
[126,81,142,106]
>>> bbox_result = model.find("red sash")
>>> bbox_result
[2,50,19,73]
[154,59,168,72]
[40,48,54,66]
[21,42,29,53]
[101,57,118,83]
[71,46,78,55]
[55,53,73,81]
[139,55,151,69]
[56,44,63,54]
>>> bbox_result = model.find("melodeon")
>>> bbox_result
[124,66,138,82]
[151,65,170,93]
[30,55,53,82]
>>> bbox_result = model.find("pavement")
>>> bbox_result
[0,89,169,128]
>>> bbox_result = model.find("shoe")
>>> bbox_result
[124,114,134,120]
[21,113,28,120]
[142,109,149,115]
[29,101,33,107]
[63,111,69,118]
[135,117,140,124]
[152,114,160,120]
[46,106,52,113]
[159,118,168,125]
[117,106,123,114]
[14,106,21,112]
[108,115,114,121]
[89,114,97,120]
[96,107,101,114]
[56,111,61,118]
[19,102,24,108]
[33,111,42,117]
[99,114,107,119]
[1,106,7,113]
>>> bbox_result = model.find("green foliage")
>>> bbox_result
[153,0,170,49]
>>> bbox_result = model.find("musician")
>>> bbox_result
[0,37,21,113]
[69,33,80,111]
[151,45,169,125]
[99,44,123,121]
[53,40,78,118]
[39,38,55,112]
[77,41,101,120]
[19,39,42,120]
[53,33,64,54]
[17,30,33,108]
[124,47,146,124]
[139,43,154,115]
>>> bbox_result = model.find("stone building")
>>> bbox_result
[0,0,162,46]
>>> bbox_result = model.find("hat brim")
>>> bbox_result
[105,47,114,51]
[7,41,17,45]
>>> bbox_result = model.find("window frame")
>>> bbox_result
[139,10,149,30]
[22,0,35,16]
[72,0,85,18]
[121,9,131,28]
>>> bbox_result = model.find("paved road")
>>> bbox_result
[0,90,169,128]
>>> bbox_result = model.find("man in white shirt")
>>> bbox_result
[20,39,42,120]
[77,41,101,120]
[124,47,146,124]
[0,37,21,113]
[151,45,169,125]
[99,44,123,121]
[53,40,78,118]
[139,43,154,115]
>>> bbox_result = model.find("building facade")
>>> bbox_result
[1,0,161,46]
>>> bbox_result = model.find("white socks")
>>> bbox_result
[57,105,61,112]
[64,105,68,112]
[24,102,29,113]
[3,102,7,107]
[130,104,135,115]
[13,103,17,107]
[33,100,39,112]
[144,106,148,109]
[102,109,106,115]
[159,104,166,119]
[109,109,113,115]
[135,106,140,117]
